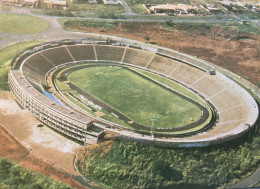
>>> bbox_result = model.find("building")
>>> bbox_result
[179,4,198,14]
[149,4,187,15]
[22,0,38,7]
[102,0,118,5]
[1,0,18,5]
[44,0,67,10]
[149,4,176,14]
[88,0,98,4]
[52,0,67,10]
[205,4,221,13]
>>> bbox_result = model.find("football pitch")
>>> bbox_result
[68,66,202,128]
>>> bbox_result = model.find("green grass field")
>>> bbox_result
[0,14,49,34]
[0,6,12,11]
[68,66,202,128]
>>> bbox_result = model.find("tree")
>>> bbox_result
[144,36,150,43]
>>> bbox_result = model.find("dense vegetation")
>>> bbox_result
[162,20,260,36]
[0,157,71,188]
[0,41,42,90]
[64,20,117,30]
[77,125,260,189]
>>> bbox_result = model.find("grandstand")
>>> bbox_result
[157,48,216,74]
[40,46,74,66]
[123,48,156,68]
[146,55,180,75]
[8,38,259,147]
[67,44,96,61]
[170,63,206,86]
[192,75,227,97]
[95,45,125,62]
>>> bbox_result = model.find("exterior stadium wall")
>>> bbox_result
[8,70,104,144]
[8,38,259,147]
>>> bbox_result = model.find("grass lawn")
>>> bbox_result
[68,66,201,128]
[0,14,49,34]
[0,41,42,91]
[0,6,12,11]
[128,4,148,14]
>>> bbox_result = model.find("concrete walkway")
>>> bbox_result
[230,167,260,188]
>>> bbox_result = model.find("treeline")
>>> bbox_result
[0,158,72,189]
[77,124,260,189]
[64,20,117,30]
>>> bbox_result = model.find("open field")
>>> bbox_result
[0,6,12,11]
[68,66,202,128]
[0,14,49,34]
[0,41,42,91]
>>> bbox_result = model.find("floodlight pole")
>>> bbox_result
[121,28,126,45]
[255,82,259,95]
[84,125,87,146]
[150,115,159,140]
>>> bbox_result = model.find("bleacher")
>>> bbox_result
[157,48,215,74]
[170,64,206,86]
[66,44,96,61]
[214,120,245,133]
[22,65,46,86]
[95,45,125,62]
[40,46,73,66]
[192,75,227,97]
[219,105,248,123]
[123,48,155,67]
[210,88,244,112]
[146,55,180,75]
[24,53,55,75]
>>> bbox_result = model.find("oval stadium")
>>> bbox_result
[8,37,259,147]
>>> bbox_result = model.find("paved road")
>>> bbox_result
[118,0,135,15]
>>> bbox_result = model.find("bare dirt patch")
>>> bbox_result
[0,95,90,189]
[0,125,88,189]
[69,23,260,82]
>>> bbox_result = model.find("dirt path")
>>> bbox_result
[69,23,260,83]
[0,91,90,189]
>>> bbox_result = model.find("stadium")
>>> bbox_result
[8,37,259,147]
